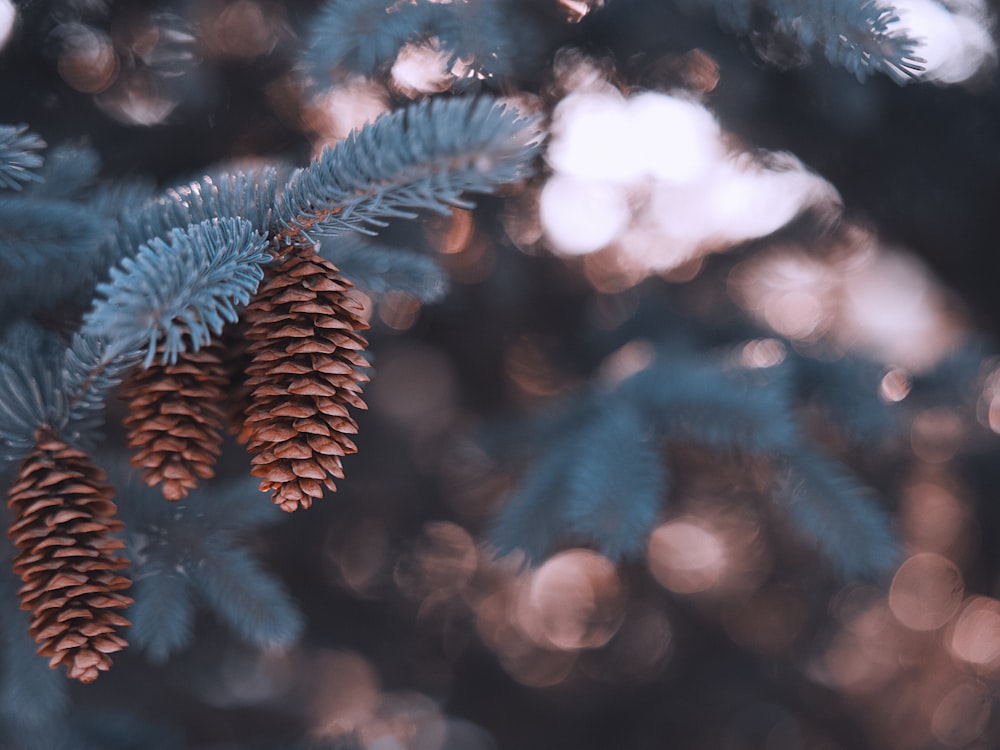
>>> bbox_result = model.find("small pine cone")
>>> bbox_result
[6,430,132,683]
[241,243,370,512]
[120,343,228,501]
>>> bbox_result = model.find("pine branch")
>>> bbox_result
[0,325,66,459]
[110,170,279,266]
[772,448,899,578]
[128,568,195,664]
[0,569,68,725]
[491,430,578,561]
[0,125,45,191]
[84,218,272,367]
[28,145,100,201]
[190,541,304,649]
[61,333,145,452]
[493,349,897,575]
[0,196,104,270]
[704,0,925,82]
[319,234,449,303]
[301,0,434,80]
[791,351,898,441]
[620,356,799,453]
[561,404,668,560]
[275,96,542,242]
[493,399,667,561]
[116,473,301,661]
[300,0,539,86]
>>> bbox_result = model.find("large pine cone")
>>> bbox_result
[241,244,370,512]
[6,430,132,683]
[120,343,228,501]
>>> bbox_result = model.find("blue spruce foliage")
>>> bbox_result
[0,0,991,746]
[84,218,272,366]
[0,125,45,190]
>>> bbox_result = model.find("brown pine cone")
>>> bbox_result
[241,243,370,512]
[120,343,228,501]
[6,429,132,683]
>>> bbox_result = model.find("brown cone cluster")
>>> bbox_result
[241,243,370,512]
[120,343,228,501]
[6,430,132,683]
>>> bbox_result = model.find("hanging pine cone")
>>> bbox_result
[241,243,370,512]
[120,342,228,501]
[6,429,132,683]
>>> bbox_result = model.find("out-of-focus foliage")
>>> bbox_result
[0,0,998,748]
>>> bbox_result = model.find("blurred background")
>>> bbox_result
[3,0,1000,748]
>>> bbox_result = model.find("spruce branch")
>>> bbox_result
[493,401,668,562]
[128,567,195,665]
[275,96,543,242]
[319,234,450,303]
[0,125,45,191]
[0,327,142,461]
[301,0,433,79]
[110,170,279,266]
[29,145,100,201]
[62,334,145,452]
[772,448,899,578]
[119,475,303,661]
[300,0,539,86]
[189,541,305,649]
[0,196,104,270]
[704,0,925,82]
[493,351,896,577]
[620,357,799,453]
[84,218,271,368]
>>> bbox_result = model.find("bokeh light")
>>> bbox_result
[358,691,446,750]
[393,521,478,602]
[900,479,972,561]
[538,60,842,274]
[308,650,382,739]
[890,0,996,84]
[730,234,968,370]
[56,24,119,94]
[521,549,625,650]
[930,679,991,747]
[889,553,965,631]
[910,408,965,463]
[324,517,390,597]
[304,77,391,148]
[0,0,14,53]
[391,40,453,97]
[647,518,727,594]
[722,586,808,656]
[198,0,286,59]
[539,174,632,255]
[949,597,1000,674]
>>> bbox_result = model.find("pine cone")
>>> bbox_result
[241,244,370,512]
[6,430,132,683]
[120,343,228,501]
